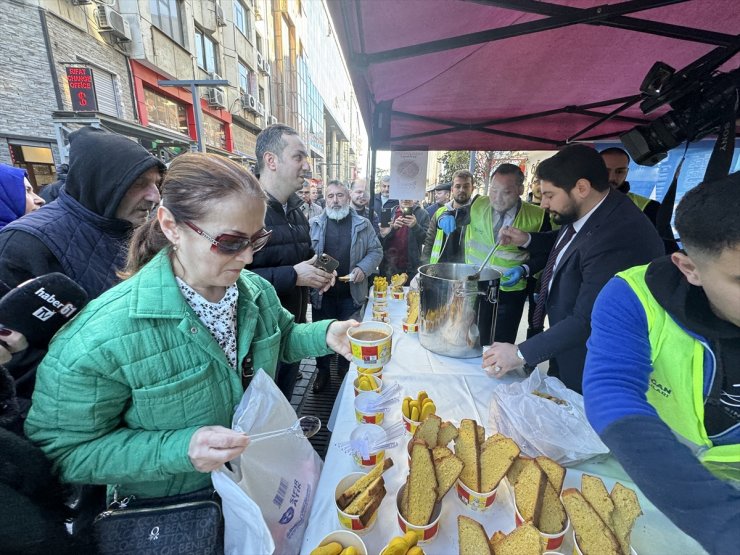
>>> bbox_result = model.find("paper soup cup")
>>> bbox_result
[402,319,419,334]
[514,495,568,550]
[573,535,637,555]
[347,322,393,369]
[335,473,379,535]
[353,374,383,397]
[402,412,421,434]
[395,484,442,543]
[354,391,384,424]
[316,530,368,555]
[350,424,386,468]
[392,290,405,300]
[456,478,498,512]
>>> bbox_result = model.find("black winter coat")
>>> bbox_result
[249,192,314,321]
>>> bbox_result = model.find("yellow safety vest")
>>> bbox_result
[429,205,449,265]
[465,198,545,292]
[627,191,651,212]
[619,265,740,480]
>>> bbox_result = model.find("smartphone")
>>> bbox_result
[401,206,413,216]
[313,253,339,273]
[380,208,392,228]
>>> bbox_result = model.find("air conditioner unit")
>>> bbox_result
[263,61,271,76]
[241,93,257,112]
[206,88,227,108]
[96,6,131,42]
[210,72,223,82]
[268,115,278,125]
[256,101,265,116]
[256,52,265,71]
[215,4,227,27]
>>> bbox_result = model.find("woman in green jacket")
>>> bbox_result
[25,153,354,501]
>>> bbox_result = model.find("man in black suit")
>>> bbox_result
[482,144,664,392]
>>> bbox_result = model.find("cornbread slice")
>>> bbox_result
[513,459,546,526]
[539,480,567,534]
[611,483,642,555]
[406,440,438,526]
[432,446,453,461]
[480,435,520,492]
[506,456,528,486]
[535,456,565,492]
[581,474,615,532]
[400,476,409,518]
[458,515,492,555]
[491,523,542,555]
[434,454,464,502]
[337,458,393,509]
[455,419,481,491]
[437,421,459,447]
[414,413,442,447]
[343,475,384,515]
[562,489,620,555]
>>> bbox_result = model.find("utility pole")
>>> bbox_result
[158,79,229,152]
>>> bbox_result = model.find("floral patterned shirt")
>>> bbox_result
[176,277,238,370]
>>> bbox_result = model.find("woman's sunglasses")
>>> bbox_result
[184,221,272,255]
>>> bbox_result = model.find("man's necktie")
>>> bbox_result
[531,224,576,330]
[492,211,506,241]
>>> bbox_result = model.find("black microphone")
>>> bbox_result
[0,274,88,347]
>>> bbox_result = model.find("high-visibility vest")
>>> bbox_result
[627,191,651,212]
[619,264,740,480]
[465,198,545,292]
[429,205,449,265]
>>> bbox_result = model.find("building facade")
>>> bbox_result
[0,0,365,191]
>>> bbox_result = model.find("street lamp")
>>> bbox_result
[158,79,230,153]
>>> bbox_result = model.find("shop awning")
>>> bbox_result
[327,0,740,151]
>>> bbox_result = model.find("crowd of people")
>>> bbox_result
[0,123,737,554]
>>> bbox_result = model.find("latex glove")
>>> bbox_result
[438,214,456,235]
[502,266,525,287]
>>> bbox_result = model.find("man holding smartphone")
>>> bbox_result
[309,181,383,392]
[379,199,430,283]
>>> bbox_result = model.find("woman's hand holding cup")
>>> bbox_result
[326,319,360,361]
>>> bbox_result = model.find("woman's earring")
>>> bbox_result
[173,244,178,252]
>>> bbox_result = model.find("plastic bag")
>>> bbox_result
[225,370,322,555]
[488,369,609,465]
[212,468,275,555]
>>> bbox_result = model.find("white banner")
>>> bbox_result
[389,151,428,201]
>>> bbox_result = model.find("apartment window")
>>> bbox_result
[234,0,252,38]
[144,88,188,135]
[238,60,256,94]
[195,27,218,73]
[150,0,184,45]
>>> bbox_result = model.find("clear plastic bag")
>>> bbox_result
[215,370,322,555]
[488,369,609,465]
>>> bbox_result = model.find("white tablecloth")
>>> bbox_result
[303,294,706,555]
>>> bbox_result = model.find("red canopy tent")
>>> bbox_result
[327,0,739,157]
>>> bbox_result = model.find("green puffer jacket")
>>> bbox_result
[25,250,333,499]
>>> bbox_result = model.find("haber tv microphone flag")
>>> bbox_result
[0,273,88,346]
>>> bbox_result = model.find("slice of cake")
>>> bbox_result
[432,446,453,461]
[406,440,438,526]
[513,459,546,526]
[491,523,542,555]
[480,435,520,492]
[581,474,615,532]
[535,456,565,492]
[343,475,384,515]
[437,421,459,447]
[506,456,528,486]
[455,419,481,491]
[414,413,442,447]
[538,480,567,534]
[337,458,393,509]
[458,515,492,555]
[610,482,642,555]
[562,489,621,555]
[434,454,464,502]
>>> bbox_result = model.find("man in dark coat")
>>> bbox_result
[379,199,429,283]
[483,145,664,391]
[250,124,334,399]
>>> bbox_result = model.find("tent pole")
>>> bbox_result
[368,148,378,222]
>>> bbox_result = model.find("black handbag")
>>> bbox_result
[93,493,223,555]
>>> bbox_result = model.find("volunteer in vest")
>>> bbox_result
[601,147,661,223]
[584,172,740,555]
[465,164,549,343]
[421,169,475,265]
[25,153,357,506]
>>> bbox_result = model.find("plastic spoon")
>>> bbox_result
[246,415,321,444]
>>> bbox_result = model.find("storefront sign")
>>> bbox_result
[66,67,98,112]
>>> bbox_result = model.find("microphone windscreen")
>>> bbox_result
[0,273,88,346]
